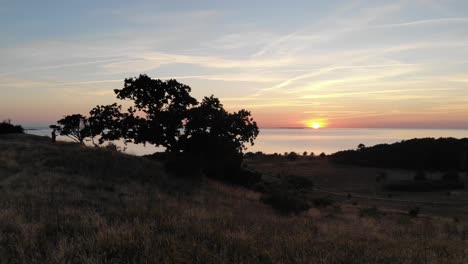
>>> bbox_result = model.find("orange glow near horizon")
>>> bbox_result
[304,119,328,129]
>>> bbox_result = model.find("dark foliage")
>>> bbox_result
[113,75,198,152]
[53,114,90,144]
[55,74,259,185]
[283,175,314,190]
[312,197,334,208]
[286,152,299,161]
[413,171,427,181]
[359,207,383,218]
[261,189,310,215]
[330,138,468,171]
[408,207,420,217]
[442,171,460,182]
[260,175,314,214]
[0,120,24,134]
[184,95,259,153]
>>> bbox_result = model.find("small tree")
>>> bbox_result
[357,143,366,150]
[53,114,90,144]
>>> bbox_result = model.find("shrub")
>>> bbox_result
[286,152,299,161]
[414,171,427,181]
[164,153,203,179]
[376,171,387,182]
[183,134,243,182]
[442,171,460,182]
[261,189,310,215]
[284,175,314,190]
[359,207,382,218]
[244,152,255,158]
[408,207,420,217]
[312,197,334,208]
[0,120,24,134]
[319,152,326,158]
[234,168,262,187]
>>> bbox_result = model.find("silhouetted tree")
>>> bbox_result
[112,74,198,152]
[357,143,366,150]
[88,103,125,144]
[54,114,90,144]
[183,95,259,152]
[175,95,258,181]
[57,75,260,183]
[97,75,259,154]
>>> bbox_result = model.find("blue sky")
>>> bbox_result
[1,0,468,127]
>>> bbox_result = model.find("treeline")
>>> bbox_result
[0,120,24,134]
[330,138,468,171]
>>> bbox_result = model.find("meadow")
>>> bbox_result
[0,134,467,263]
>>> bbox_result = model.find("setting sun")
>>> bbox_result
[305,119,327,129]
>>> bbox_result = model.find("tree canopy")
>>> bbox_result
[52,114,90,144]
[53,74,259,155]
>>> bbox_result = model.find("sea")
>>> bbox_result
[26,128,468,156]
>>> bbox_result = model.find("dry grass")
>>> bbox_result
[0,134,467,263]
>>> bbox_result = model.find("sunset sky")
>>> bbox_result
[1,0,468,128]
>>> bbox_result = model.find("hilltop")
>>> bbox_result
[0,134,467,263]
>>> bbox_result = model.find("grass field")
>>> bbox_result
[0,134,467,263]
[245,154,468,218]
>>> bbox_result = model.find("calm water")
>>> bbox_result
[26,128,468,156]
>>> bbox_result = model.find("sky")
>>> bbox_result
[1,0,468,128]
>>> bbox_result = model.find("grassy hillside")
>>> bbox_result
[0,134,467,263]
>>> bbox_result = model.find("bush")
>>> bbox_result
[234,168,262,187]
[183,134,243,182]
[408,207,420,217]
[376,172,387,182]
[312,197,334,208]
[164,153,203,179]
[261,189,310,215]
[284,175,314,190]
[244,152,255,158]
[0,120,24,134]
[286,152,299,161]
[442,171,460,182]
[414,171,427,181]
[359,207,382,218]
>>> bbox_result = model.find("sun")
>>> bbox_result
[304,119,327,129]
